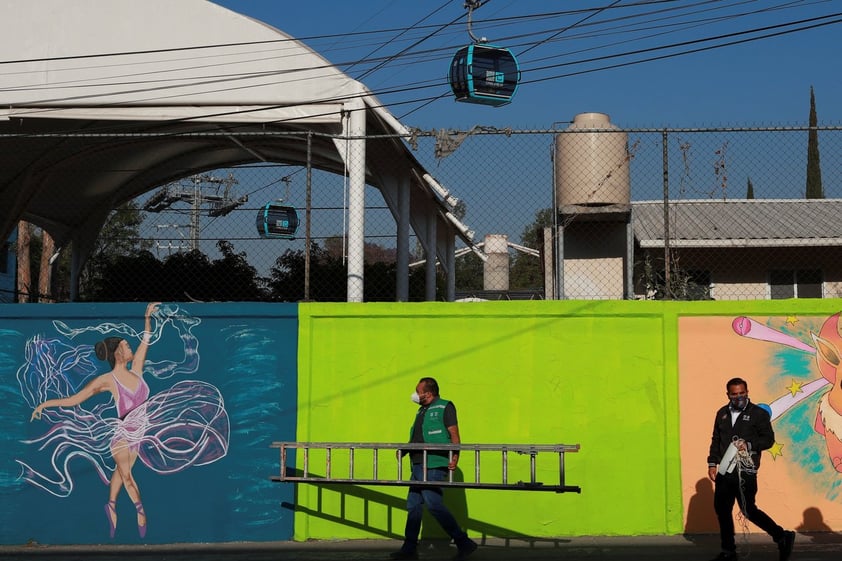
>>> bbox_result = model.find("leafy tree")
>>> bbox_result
[456,251,484,292]
[79,201,153,299]
[268,243,346,301]
[509,208,553,290]
[268,241,431,301]
[90,249,164,301]
[147,250,211,301]
[364,260,398,301]
[90,242,266,302]
[322,235,398,263]
[209,240,266,301]
[638,252,711,300]
[79,202,271,302]
[806,85,824,199]
[449,198,486,292]
[154,246,266,302]
[323,236,344,260]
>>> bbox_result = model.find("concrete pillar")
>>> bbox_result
[345,97,366,302]
[396,175,410,301]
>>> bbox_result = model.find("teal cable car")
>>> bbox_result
[256,203,299,239]
[448,43,520,107]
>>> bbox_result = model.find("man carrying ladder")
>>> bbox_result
[390,377,478,561]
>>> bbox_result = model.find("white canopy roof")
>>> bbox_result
[0,0,476,300]
[0,0,367,116]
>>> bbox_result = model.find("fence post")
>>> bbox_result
[304,131,312,302]
[661,129,671,299]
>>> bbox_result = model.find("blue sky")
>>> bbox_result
[212,0,842,130]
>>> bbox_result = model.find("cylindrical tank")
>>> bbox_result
[483,234,509,291]
[554,112,630,207]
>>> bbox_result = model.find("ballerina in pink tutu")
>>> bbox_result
[25,302,229,539]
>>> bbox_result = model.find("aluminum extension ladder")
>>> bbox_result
[271,442,581,493]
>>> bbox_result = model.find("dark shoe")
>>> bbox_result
[777,530,795,561]
[453,540,478,561]
[389,550,418,560]
[708,552,737,561]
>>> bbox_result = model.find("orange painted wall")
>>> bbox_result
[679,314,842,534]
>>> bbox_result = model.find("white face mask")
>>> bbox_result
[411,392,421,404]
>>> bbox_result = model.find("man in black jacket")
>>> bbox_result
[707,377,795,561]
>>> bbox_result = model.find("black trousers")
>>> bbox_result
[713,471,784,552]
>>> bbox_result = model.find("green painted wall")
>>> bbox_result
[295,301,676,540]
[294,299,842,541]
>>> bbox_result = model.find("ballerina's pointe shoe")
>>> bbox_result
[134,501,147,538]
[104,500,117,539]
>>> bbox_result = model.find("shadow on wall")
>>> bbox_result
[682,480,842,542]
[282,484,404,539]
[684,478,718,535]
[281,468,572,547]
[796,507,842,543]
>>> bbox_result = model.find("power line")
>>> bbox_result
[0,1,732,85]
[518,0,625,57]
[523,10,842,78]
[353,0,453,80]
[518,0,817,64]
[0,2,837,130]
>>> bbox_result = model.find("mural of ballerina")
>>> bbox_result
[17,302,230,539]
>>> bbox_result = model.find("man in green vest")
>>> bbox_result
[390,377,478,561]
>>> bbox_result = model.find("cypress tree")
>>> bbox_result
[806,86,824,199]
[746,177,755,199]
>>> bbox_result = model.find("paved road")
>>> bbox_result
[1,534,840,561]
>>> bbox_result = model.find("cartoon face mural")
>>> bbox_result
[732,314,842,472]
[16,303,229,539]
[680,313,842,535]
[808,317,842,473]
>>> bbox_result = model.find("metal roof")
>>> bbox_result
[632,199,842,248]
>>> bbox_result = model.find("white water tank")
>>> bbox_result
[483,234,509,291]
[554,112,630,207]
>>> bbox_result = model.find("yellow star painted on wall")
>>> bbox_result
[785,315,799,325]
[786,380,803,397]
[768,442,784,459]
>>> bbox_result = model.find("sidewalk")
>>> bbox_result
[1,534,840,561]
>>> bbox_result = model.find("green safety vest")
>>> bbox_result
[410,397,452,468]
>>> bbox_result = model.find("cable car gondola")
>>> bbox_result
[256,202,299,239]
[448,43,520,107]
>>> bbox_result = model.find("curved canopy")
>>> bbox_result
[0,0,476,300]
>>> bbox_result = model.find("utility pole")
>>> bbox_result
[144,173,248,254]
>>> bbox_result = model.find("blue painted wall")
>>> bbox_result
[0,302,298,545]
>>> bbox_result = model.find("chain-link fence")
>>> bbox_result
[5,123,842,303]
